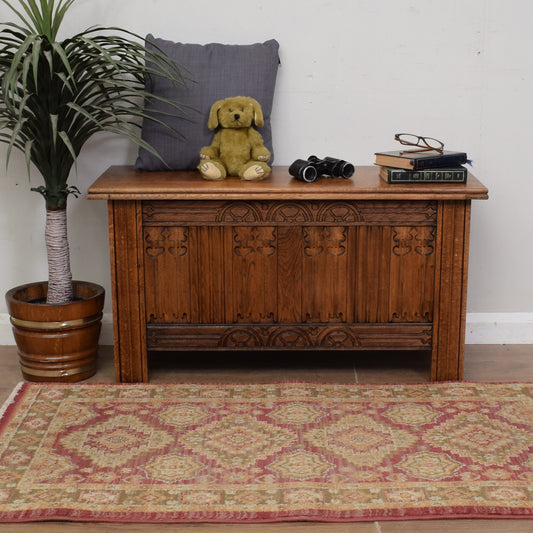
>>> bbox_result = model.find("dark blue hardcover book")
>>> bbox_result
[375,150,468,171]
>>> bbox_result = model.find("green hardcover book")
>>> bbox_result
[379,165,468,184]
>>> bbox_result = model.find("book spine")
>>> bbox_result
[383,167,468,183]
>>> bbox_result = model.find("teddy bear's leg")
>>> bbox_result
[240,161,271,181]
[198,160,227,181]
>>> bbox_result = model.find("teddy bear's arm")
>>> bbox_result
[199,131,222,160]
[248,129,271,162]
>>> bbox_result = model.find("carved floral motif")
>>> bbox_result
[144,228,188,258]
[217,202,262,223]
[318,203,362,223]
[268,329,311,347]
[414,227,436,256]
[213,325,433,349]
[144,228,165,258]
[304,227,347,257]
[208,201,437,226]
[221,329,263,348]
[266,203,314,223]
[319,329,360,347]
[233,227,276,257]
[392,227,435,257]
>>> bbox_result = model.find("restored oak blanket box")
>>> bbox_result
[88,166,488,382]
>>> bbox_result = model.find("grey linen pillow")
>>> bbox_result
[134,37,280,171]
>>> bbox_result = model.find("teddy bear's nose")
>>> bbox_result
[234,113,240,120]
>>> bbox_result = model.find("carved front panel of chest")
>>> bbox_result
[142,200,436,326]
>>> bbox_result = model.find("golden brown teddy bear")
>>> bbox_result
[198,96,271,181]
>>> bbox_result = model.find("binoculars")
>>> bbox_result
[289,155,355,183]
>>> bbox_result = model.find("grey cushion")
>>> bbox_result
[134,37,280,171]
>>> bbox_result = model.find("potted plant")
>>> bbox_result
[1,0,187,381]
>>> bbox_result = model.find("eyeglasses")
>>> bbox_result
[394,133,444,154]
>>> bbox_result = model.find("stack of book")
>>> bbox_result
[374,149,468,184]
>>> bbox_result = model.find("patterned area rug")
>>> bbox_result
[0,381,532,523]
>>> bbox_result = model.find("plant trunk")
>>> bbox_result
[45,207,73,304]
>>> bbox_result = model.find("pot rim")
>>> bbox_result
[5,280,105,322]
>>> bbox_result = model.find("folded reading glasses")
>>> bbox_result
[394,133,444,154]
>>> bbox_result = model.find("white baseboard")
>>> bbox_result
[465,313,533,344]
[0,312,532,346]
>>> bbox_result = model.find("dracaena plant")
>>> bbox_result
[0,0,188,304]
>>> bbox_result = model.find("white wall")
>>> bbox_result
[1,1,532,336]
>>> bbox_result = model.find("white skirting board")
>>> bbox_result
[465,313,533,345]
[0,313,533,346]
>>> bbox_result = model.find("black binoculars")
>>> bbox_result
[289,155,355,183]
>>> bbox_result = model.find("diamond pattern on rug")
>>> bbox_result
[141,453,205,482]
[59,413,174,468]
[268,402,325,424]
[383,402,441,425]
[267,449,334,479]
[179,413,297,468]
[396,451,463,480]
[157,403,211,427]
[0,382,532,523]
[304,413,418,468]
[425,412,531,466]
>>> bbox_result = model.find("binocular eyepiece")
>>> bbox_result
[289,155,355,183]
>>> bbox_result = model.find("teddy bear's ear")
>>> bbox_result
[250,97,264,127]
[207,99,225,130]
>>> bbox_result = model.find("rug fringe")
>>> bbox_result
[0,382,25,421]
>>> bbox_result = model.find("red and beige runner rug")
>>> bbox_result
[0,381,531,523]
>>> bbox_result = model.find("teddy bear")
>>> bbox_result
[198,96,271,181]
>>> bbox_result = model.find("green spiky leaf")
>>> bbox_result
[0,0,191,209]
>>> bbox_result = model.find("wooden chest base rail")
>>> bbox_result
[146,324,433,351]
[88,166,488,382]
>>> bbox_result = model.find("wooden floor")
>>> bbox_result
[0,344,531,533]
